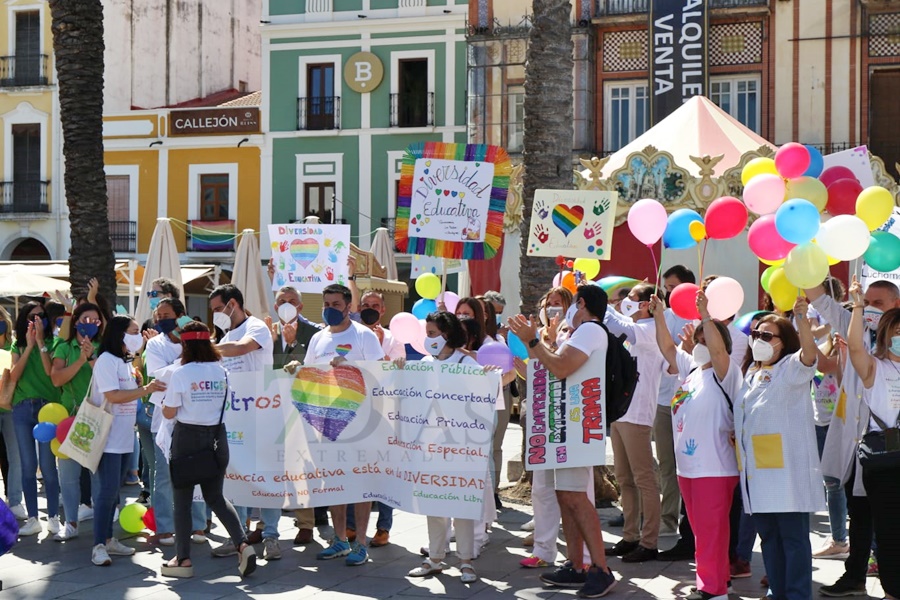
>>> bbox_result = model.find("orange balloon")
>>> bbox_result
[689,221,707,242]
[561,272,577,293]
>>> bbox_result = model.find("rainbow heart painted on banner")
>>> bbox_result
[290,238,320,269]
[291,366,366,442]
[551,204,584,237]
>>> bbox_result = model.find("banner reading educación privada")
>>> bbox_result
[220,362,500,520]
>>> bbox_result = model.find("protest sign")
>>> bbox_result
[395,142,510,260]
[525,351,607,471]
[822,145,876,188]
[222,361,499,520]
[526,190,618,259]
[268,223,350,293]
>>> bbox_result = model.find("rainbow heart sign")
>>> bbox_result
[526,190,619,260]
[268,224,351,293]
[291,365,366,442]
[290,238,319,268]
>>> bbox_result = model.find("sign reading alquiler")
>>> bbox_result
[169,107,260,136]
[649,0,708,125]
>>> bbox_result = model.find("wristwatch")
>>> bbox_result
[528,338,541,349]
[348,275,356,281]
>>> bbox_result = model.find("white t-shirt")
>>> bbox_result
[561,320,608,358]
[220,316,274,373]
[603,309,666,427]
[163,362,230,426]
[144,334,183,433]
[381,329,406,361]
[864,358,900,432]
[812,371,840,427]
[671,349,742,478]
[91,352,139,454]
[304,320,385,364]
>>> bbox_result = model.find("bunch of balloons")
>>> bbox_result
[32,403,70,458]
[552,256,602,293]
[627,196,749,251]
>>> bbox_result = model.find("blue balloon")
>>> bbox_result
[507,332,529,360]
[803,145,824,178]
[775,198,820,244]
[663,209,704,250]
[411,298,437,319]
[33,422,56,443]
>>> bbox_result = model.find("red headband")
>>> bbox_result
[180,331,211,341]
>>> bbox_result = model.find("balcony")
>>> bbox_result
[297,96,341,130]
[186,219,235,252]
[595,0,767,15]
[390,92,434,128]
[0,180,49,214]
[0,55,49,88]
[109,220,137,253]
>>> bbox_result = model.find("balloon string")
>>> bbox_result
[700,239,709,283]
[648,245,659,288]
[657,243,665,291]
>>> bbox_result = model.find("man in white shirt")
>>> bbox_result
[603,283,666,562]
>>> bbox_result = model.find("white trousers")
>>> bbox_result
[531,467,594,563]
[428,516,475,561]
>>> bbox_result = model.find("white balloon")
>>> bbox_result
[815,215,870,261]
[705,276,744,320]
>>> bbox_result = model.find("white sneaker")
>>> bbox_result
[813,538,850,560]
[191,533,208,544]
[53,523,78,542]
[158,535,175,547]
[9,504,26,520]
[19,517,41,536]
[47,516,61,535]
[78,504,93,522]
[105,537,135,556]
[521,519,535,532]
[92,543,111,566]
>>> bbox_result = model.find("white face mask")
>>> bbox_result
[620,298,640,317]
[751,339,776,362]
[565,304,578,328]
[864,307,883,330]
[425,334,447,356]
[539,310,548,327]
[123,333,144,355]
[277,302,298,324]
[691,343,711,366]
[213,310,232,333]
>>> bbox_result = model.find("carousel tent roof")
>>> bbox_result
[600,95,776,177]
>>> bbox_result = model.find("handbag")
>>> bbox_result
[857,410,900,473]
[169,378,229,489]
[0,368,14,411]
[59,375,113,473]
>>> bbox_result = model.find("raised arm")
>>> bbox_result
[805,283,851,339]
[846,277,876,387]
[696,290,731,381]
[649,295,677,374]
[603,305,636,344]
[794,296,818,368]
[507,315,589,380]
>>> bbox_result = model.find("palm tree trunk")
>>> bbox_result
[49,0,116,302]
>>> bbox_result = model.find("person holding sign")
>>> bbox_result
[649,291,741,600]
[508,285,618,598]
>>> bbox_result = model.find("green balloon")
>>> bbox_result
[760,265,776,293]
[864,231,900,273]
[119,502,147,533]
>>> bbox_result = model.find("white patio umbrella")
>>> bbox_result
[369,227,398,281]
[0,266,71,313]
[135,218,184,324]
[231,229,273,319]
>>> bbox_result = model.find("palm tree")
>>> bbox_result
[521,0,574,315]
[49,0,116,301]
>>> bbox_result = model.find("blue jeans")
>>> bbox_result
[137,422,154,495]
[0,411,22,506]
[58,458,82,524]
[753,512,813,600]
[129,434,140,472]
[152,440,205,534]
[12,399,59,518]
[91,452,130,546]
[347,502,393,531]
[815,425,848,543]
[235,505,281,540]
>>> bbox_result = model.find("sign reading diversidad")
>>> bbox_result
[649,0,708,125]
[169,107,261,136]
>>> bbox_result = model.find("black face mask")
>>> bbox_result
[360,308,380,326]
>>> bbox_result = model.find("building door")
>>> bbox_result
[306,64,335,130]
[15,11,40,85]
[870,69,900,173]
[304,182,335,223]
[398,58,428,127]
[12,123,41,211]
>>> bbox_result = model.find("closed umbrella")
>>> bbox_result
[232,229,273,319]
[135,218,184,324]
[370,227,398,280]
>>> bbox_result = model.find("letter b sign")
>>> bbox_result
[345,52,384,93]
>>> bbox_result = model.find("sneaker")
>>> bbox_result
[317,538,351,560]
[212,540,238,558]
[621,545,658,563]
[814,539,850,560]
[522,519,535,532]
[78,504,93,522]
[53,522,78,542]
[540,562,587,588]
[47,516,61,535]
[191,531,207,544]
[369,528,390,547]
[19,517,41,536]
[730,558,752,578]
[106,537,135,556]
[9,503,26,520]
[820,575,867,596]
[136,491,150,506]
[523,533,534,547]
[605,539,639,557]
[685,591,728,600]
[658,540,695,561]
[239,543,257,578]
[345,542,368,566]
[578,565,617,598]
[520,555,549,568]
[91,543,111,566]
[124,472,140,486]
[157,534,175,547]
[263,538,282,561]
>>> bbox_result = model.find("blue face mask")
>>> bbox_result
[0,321,7,335]
[322,307,345,327]
[75,322,99,339]
[156,318,177,335]
[890,336,900,357]
[149,297,161,310]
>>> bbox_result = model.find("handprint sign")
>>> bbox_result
[534,224,549,244]
[593,196,610,216]
[583,221,602,239]
[536,199,549,220]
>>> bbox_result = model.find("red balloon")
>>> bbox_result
[747,214,796,261]
[669,283,701,320]
[141,506,156,532]
[55,416,75,444]
[705,196,748,239]
[819,166,857,188]
[826,178,864,216]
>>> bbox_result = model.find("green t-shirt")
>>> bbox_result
[12,344,61,405]
[53,338,99,414]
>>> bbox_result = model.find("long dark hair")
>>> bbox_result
[14,301,48,349]
[99,315,135,360]
[477,296,499,338]
[426,312,467,350]
[67,302,105,343]
[461,318,484,351]
[180,322,222,364]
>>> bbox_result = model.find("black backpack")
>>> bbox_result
[583,321,639,426]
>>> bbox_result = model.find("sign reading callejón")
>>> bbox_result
[649,0,708,125]
[170,107,261,136]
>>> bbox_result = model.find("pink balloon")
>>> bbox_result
[742,174,786,215]
[819,166,857,189]
[552,271,571,288]
[705,276,745,320]
[774,143,811,180]
[411,323,429,355]
[627,199,668,245]
[748,214,796,261]
[438,291,459,313]
[705,196,748,239]
[388,312,420,344]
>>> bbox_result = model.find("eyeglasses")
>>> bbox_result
[146,291,161,298]
[750,330,780,342]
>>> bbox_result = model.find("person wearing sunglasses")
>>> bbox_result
[735,296,820,600]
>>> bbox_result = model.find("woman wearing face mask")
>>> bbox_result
[846,277,900,600]
[650,291,740,600]
[89,315,166,567]
[0,306,24,521]
[539,287,573,351]
[49,302,105,541]
[9,301,61,536]
[735,297,820,600]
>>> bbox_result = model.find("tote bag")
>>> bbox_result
[59,376,113,472]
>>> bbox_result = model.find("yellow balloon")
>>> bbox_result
[768,267,799,312]
[759,257,786,267]
[50,438,68,460]
[572,258,601,280]
[38,403,69,425]
[414,273,441,300]
[783,243,829,289]
[785,176,828,212]
[689,220,707,242]
[856,186,895,230]
[741,157,779,186]
[827,254,840,266]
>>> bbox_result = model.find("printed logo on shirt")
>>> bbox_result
[190,380,228,393]
[227,430,245,445]
[676,417,684,433]
[682,438,698,456]
[335,344,352,357]
[751,367,773,388]
[671,387,692,415]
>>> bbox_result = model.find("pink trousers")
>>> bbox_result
[678,475,739,597]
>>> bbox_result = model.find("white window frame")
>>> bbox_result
[507,85,525,153]
[7,4,43,58]
[188,163,238,222]
[295,153,343,222]
[386,150,404,220]
[390,49,435,126]
[709,74,761,134]
[603,80,649,152]
[298,54,342,109]
[103,164,139,224]
[2,101,47,182]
